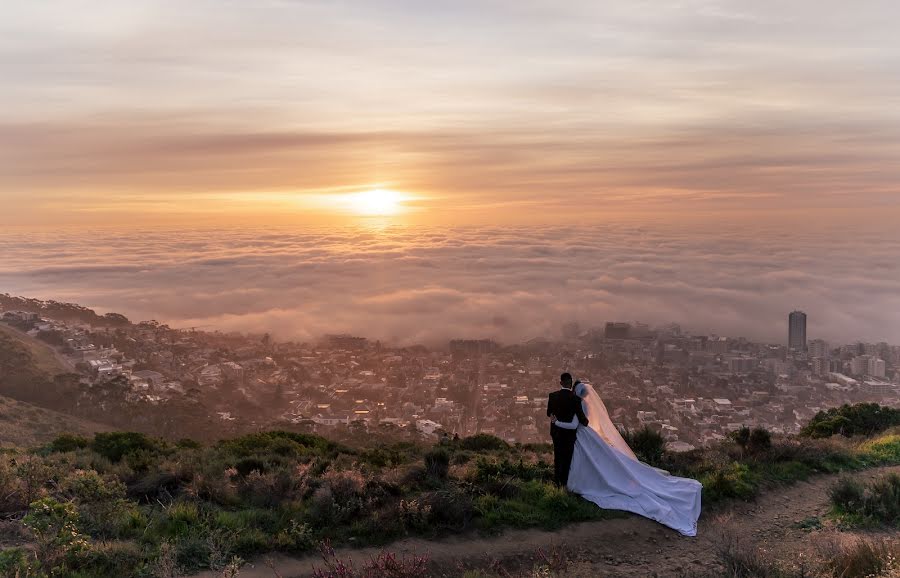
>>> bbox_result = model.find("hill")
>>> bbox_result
[0,418,897,577]
[0,394,110,447]
[0,322,72,377]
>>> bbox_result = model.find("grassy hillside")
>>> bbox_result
[0,407,897,578]
[0,394,110,448]
[0,323,70,377]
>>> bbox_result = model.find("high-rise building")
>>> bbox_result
[808,339,829,359]
[788,311,807,351]
[850,355,887,378]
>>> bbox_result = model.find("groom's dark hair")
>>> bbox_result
[560,372,573,388]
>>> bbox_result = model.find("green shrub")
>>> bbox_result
[424,447,450,480]
[59,469,132,537]
[45,433,90,454]
[91,432,163,463]
[80,541,145,577]
[862,473,900,526]
[622,426,666,466]
[457,434,509,452]
[216,431,341,460]
[831,473,900,528]
[803,403,900,438]
[273,519,315,553]
[699,462,758,502]
[23,497,89,573]
[0,548,31,576]
[830,477,865,512]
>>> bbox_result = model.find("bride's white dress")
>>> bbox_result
[554,382,702,537]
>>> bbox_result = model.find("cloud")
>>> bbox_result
[1,221,898,346]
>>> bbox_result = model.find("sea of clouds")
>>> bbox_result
[1,221,898,346]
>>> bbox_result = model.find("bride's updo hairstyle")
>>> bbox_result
[574,381,588,398]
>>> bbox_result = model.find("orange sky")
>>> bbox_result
[1,1,899,226]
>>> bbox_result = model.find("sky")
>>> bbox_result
[2,0,899,224]
[1,1,899,345]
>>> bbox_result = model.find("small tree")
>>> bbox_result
[23,498,89,574]
[748,428,772,453]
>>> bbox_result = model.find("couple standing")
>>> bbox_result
[546,372,702,537]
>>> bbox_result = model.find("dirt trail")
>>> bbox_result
[202,466,900,578]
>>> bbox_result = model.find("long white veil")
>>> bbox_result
[574,381,638,461]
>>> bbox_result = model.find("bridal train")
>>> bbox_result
[554,382,702,537]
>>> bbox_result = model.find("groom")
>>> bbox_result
[546,372,589,487]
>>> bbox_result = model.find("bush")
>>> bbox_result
[216,431,341,460]
[59,469,132,537]
[622,426,666,466]
[748,428,772,453]
[91,432,163,463]
[862,473,900,526]
[23,497,89,573]
[823,537,900,578]
[0,548,31,576]
[731,426,751,450]
[80,541,145,577]
[830,477,865,512]
[457,434,509,452]
[424,447,450,480]
[831,473,900,527]
[699,462,758,502]
[45,433,90,454]
[803,403,900,438]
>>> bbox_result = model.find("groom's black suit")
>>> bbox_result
[547,388,589,487]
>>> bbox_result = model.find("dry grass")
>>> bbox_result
[0,395,109,447]
[0,323,69,376]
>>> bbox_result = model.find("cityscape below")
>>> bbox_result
[1,294,897,450]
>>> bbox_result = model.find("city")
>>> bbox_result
[2,295,897,449]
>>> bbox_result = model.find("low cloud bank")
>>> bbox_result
[1,222,898,346]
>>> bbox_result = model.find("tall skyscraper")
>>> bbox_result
[788,310,807,351]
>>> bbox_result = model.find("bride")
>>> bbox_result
[552,380,702,536]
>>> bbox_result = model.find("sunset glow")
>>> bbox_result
[344,189,407,216]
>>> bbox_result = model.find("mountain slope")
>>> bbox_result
[0,394,110,447]
[197,465,900,578]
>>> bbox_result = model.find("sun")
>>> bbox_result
[347,189,405,216]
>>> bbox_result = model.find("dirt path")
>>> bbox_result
[204,466,900,578]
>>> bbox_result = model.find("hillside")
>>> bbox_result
[0,417,897,577]
[0,322,72,377]
[0,394,110,447]
[198,464,900,578]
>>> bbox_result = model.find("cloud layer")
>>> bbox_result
[2,220,898,346]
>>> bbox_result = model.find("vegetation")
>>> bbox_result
[803,403,900,438]
[621,425,666,466]
[830,473,900,528]
[0,410,896,576]
[0,395,108,448]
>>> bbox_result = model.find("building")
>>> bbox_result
[808,339,829,359]
[707,337,729,354]
[604,322,631,339]
[728,357,757,373]
[788,311,807,351]
[851,355,886,378]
